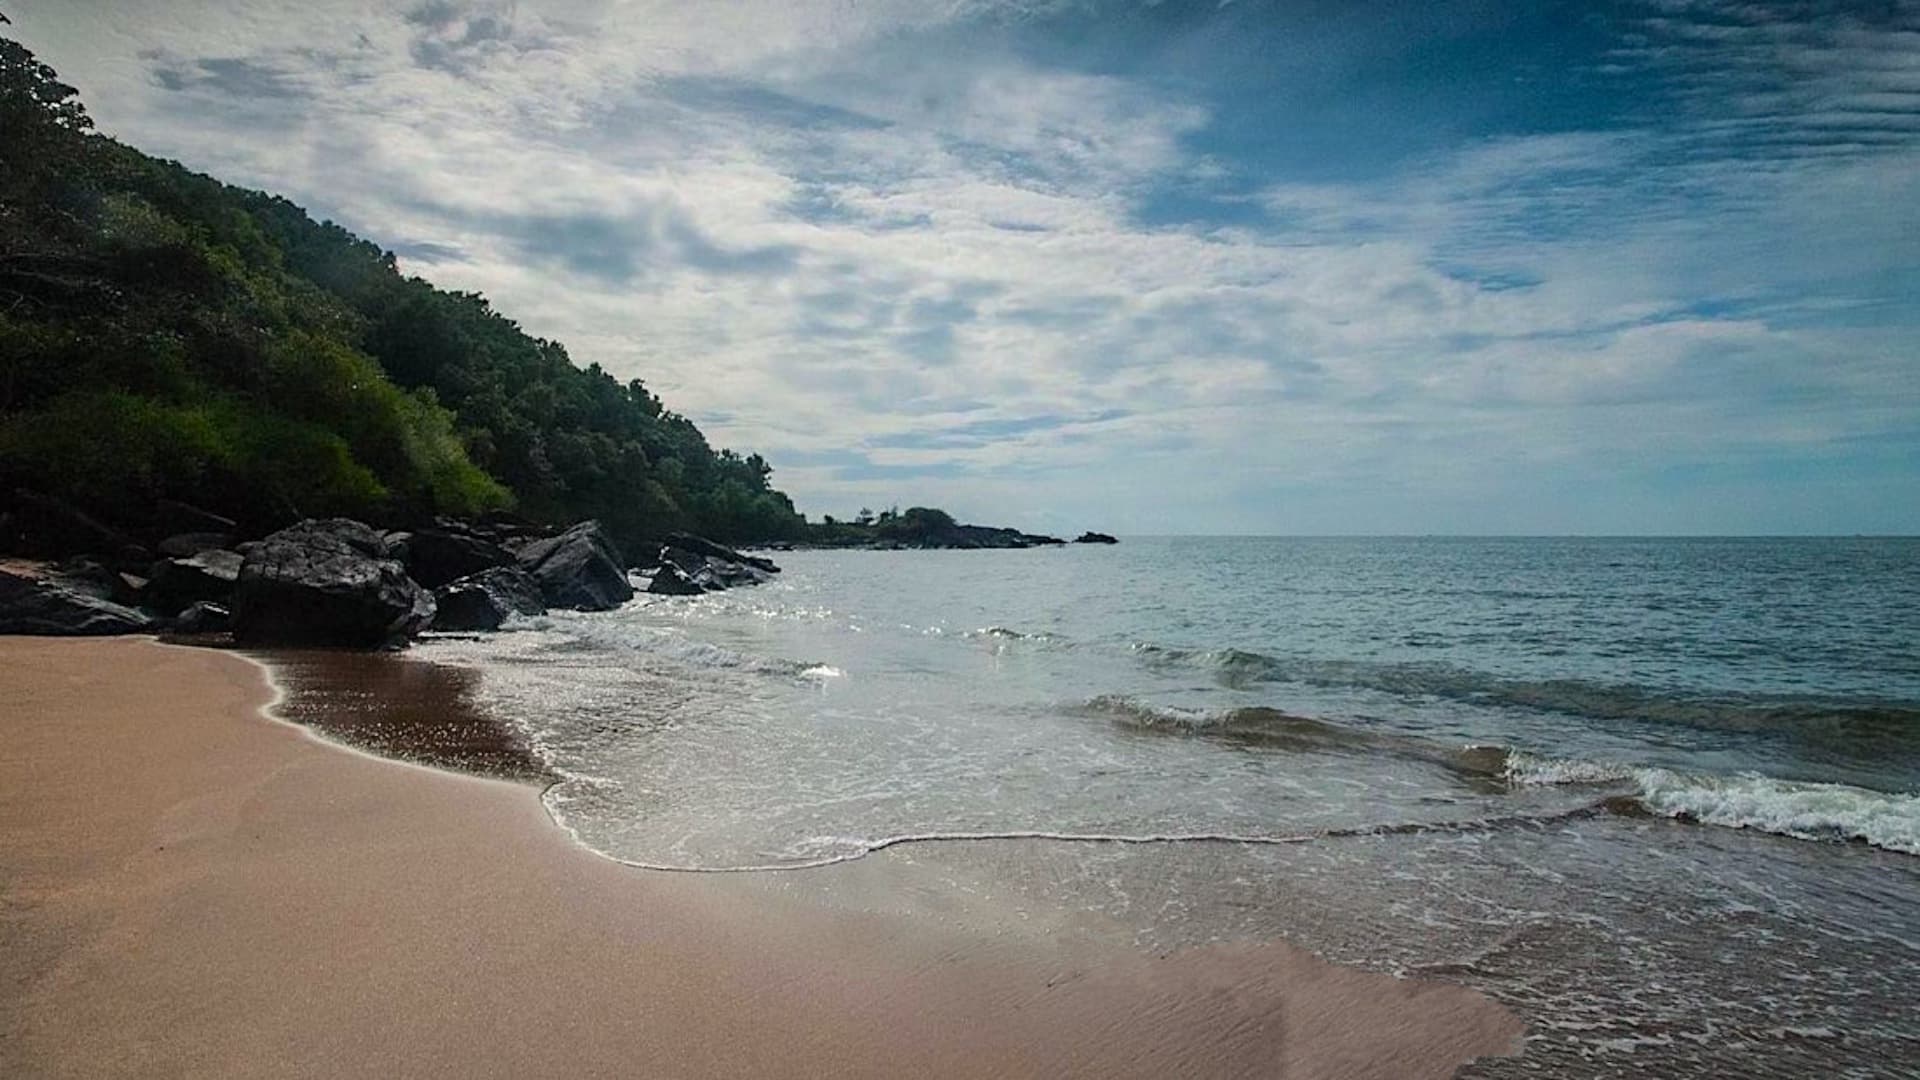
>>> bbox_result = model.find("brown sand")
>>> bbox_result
[0,637,1523,1078]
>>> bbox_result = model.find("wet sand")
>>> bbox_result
[0,637,1523,1078]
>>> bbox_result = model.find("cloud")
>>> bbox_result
[7,0,1917,532]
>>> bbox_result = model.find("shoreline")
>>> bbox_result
[1,636,1522,1078]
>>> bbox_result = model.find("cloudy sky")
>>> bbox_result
[12,1,1919,533]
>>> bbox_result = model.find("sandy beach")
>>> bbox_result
[0,637,1521,1078]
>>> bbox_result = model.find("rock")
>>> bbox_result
[172,601,231,634]
[1073,532,1119,544]
[646,563,706,596]
[662,532,780,574]
[658,545,769,591]
[231,519,435,647]
[55,556,123,600]
[158,532,235,558]
[393,527,518,589]
[431,567,546,631]
[516,520,633,611]
[147,549,243,615]
[0,569,156,635]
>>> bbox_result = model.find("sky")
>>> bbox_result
[10,0,1920,534]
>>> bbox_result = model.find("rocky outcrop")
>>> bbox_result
[1073,532,1119,544]
[658,544,773,591]
[392,527,519,589]
[0,568,156,635]
[147,548,243,616]
[431,567,546,631]
[231,519,434,647]
[515,520,633,611]
[646,563,706,596]
[662,533,780,574]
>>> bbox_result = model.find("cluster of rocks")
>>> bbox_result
[0,491,779,646]
[641,533,781,596]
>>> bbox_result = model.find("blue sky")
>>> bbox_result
[14,0,1920,533]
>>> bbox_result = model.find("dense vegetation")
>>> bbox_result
[0,31,804,551]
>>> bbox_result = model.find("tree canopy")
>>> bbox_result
[0,31,803,550]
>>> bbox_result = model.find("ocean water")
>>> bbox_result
[413,537,1920,1077]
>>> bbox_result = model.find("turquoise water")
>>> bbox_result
[418,537,1920,1076]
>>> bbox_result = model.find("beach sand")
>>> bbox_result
[0,637,1522,1078]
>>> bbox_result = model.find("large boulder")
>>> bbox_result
[1073,531,1119,545]
[0,569,156,635]
[147,548,244,615]
[392,527,518,589]
[431,567,546,631]
[515,520,633,611]
[231,519,434,647]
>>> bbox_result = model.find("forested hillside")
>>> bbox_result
[0,32,803,550]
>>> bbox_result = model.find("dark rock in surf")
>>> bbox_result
[662,532,780,574]
[515,520,633,611]
[646,563,706,596]
[659,545,769,591]
[431,566,546,631]
[0,568,157,635]
[231,519,434,647]
[1073,532,1119,544]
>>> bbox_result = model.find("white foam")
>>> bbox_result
[1504,751,1633,786]
[1507,751,1920,855]
[1633,769,1920,855]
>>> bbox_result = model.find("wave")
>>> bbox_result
[1080,698,1920,856]
[1077,695,1512,779]
[525,618,839,682]
[1508,752,1920,854]
[1128,643,1920,750]
[574,802,1624,874]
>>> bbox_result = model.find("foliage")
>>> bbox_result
[0,31,802,548]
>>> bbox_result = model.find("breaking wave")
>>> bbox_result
[1080,696,1920,856]
[1076,695,1510,778]
[1508,752,1920,854]
[1129,643,1920,750]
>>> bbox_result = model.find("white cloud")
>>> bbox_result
[7,0,1917,531]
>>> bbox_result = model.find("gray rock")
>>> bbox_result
[172,601,231,634]
[662,532,780,574]
[646,563,706,596]
[393,527,518,589]
[431,567,546,631]
[231,519,434,647]
[516,520,633,611]
[0,569,156,635]
[148,548,243,615]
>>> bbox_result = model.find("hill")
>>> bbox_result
[0,31,803,555]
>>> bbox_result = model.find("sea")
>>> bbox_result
[399,536,1919,1077]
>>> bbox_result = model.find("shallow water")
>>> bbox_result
[405,536,1920,1076]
